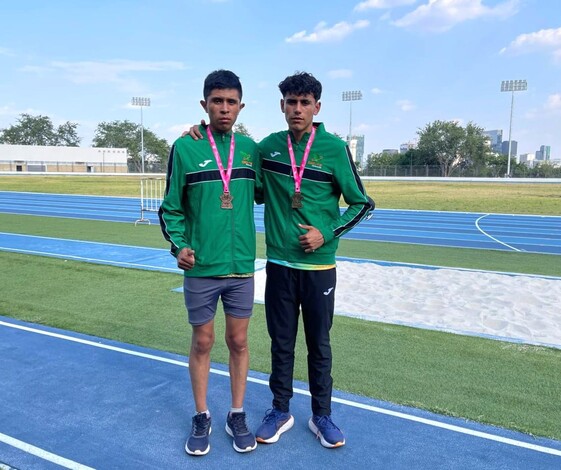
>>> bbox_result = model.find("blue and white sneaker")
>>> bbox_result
[225,412,257,453]
[308,415,345,448]
[255,408,294,443]
[185,412,212,456]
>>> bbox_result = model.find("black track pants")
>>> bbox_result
[264,262,336,416]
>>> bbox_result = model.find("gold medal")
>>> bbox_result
[291,192,303,209]
[220,192,233,209]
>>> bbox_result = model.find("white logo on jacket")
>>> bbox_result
[198,159,212,167]
[269,151,281,158]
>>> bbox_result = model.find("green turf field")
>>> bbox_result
[1,175,560,440]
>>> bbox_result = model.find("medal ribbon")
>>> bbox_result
[207,126,235,193]
[287,125,316,193]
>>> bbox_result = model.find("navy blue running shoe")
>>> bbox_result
[185,412,212,456]
[308,415,345,448]
[255,408,294,443]
[225,412,257,453]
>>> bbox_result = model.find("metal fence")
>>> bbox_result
[360,165,561,178]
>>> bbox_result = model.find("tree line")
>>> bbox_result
[0,114,170,172]
[0,114,257,173]
[363,120,560,178]
[1,114,558,177]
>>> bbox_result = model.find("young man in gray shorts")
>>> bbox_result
[159,70,259,456]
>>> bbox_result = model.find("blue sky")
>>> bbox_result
[1,0,560,158]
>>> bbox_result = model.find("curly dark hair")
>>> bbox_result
[203,70,242,101]
[278,72,322,101]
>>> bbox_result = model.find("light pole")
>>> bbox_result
[500,80,526,177]
[131,97,151,173]
[342,90,362,144]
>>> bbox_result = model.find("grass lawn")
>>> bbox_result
[1,175,561,440]
[2,251,560,440]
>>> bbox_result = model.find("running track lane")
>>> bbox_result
[1,191,560,255]
[1,317,560,469]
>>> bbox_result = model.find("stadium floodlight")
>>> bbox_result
[131,97,151,173]
[342,90,362,143]
[500,80,527,177]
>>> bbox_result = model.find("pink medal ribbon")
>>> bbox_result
[206,126,235,209]
[287,125,316,209]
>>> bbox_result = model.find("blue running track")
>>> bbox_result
[1,191,560,254]
[1,317,560,469]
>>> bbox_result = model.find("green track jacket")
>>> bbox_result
[257,122,374,265]
[159,126,259,277]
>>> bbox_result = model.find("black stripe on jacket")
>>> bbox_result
[185,167,255,185]
[262,159,332,183]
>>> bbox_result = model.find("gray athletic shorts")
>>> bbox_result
[183,276,254,326]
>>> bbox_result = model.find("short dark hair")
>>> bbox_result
[278,72,322,101]
[203,70,243,101]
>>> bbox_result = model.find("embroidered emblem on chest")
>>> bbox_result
[309,153,323,169]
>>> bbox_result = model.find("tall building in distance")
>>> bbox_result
[519,152,536,166]
[400,141,417,153]
[483,129,503,153]
[536,145,551,161]
[348,135,365,167]
[501,140,518,158]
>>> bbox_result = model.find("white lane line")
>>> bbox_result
[0,320,265,384]
[0,248,180,274]
[328,397,561,457]
[475,214,523,252]
[0,432,95,470]
[1,320,560,458]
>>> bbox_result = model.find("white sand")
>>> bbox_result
[254,260,561,349]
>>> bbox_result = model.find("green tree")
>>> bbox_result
[417,120,465,177]
[528,161,561,178]
[485,153,508,177]
[364,151,401,175]
[459,122,491,175]
[92,120,170,172]
[417,120,489,177]
[0,114,80,146]
[233,122,253,139]
[55,121,81,147]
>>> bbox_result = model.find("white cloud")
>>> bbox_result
[0,46,15,57]
[354,0,417,11]
[328,69,353,79]
[19,65,51,74]
[285,20,369,43]
[49,60,186,84]
[500,28,561,61]
[371,87,383,94]
[393,0,519,33]
[397,99,415,111]
[21,60,186,88]
[169,123,195,135]
[545,94,561,111]
[355,123,373,132]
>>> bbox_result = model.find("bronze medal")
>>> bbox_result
[287,126,316,211]
[220,192,233,209]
